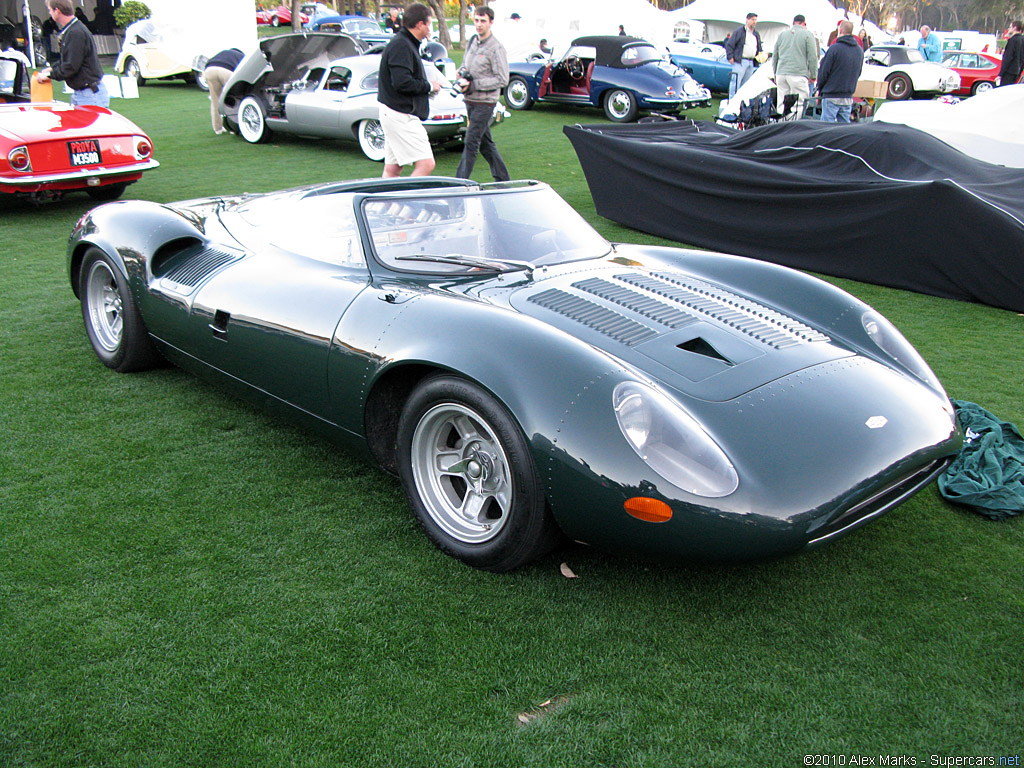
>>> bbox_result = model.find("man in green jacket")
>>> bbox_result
[773,14,818,118]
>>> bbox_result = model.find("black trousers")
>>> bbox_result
[455,100,510,181]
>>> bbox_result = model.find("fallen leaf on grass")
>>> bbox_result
[559,562,578,579]
[515,695,571,727]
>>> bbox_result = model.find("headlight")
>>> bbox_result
[613,381,738,498]
[862,310,943,393]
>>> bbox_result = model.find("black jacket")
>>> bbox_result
[377,28,431,120]
[1000,33,1023,81]
[50,17,103,91]
[724,24,762,63]
[817,35,864,98]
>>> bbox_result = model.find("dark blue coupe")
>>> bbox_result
[505,36,711,122]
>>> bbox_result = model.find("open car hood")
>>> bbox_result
[232,32,362,88]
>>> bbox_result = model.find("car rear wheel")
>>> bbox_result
[85,182,128,201]
[971,80,994,96]
[504,75,533,110]
[238,96,272,143]
[194,70,210,92]
[357,118,386,161]
[124,57,145,85]
[886,73,912,100]
[603,88,639,122]
[397,375,561,571]
[80,248,162,373]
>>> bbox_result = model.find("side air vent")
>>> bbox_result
[153,242,241,291]
[528,288,657,346]
[678,337,733,365]
[617,272,831,349]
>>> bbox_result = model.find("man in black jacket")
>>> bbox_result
[34,0,108,107]
[724,13,762,100]
[999,21,1023,86]
[817,20,862,122]
[378,3,441,177]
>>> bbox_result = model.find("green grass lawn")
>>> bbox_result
[1,78,1022,767]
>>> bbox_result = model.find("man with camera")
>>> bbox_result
[454,6,510,182]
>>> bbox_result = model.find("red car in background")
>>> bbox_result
[270,4,309,27]
[941,51,1002,95]
[1,53,159,203]
[256,8,275,25]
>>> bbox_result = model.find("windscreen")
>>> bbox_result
[363,185,610,274]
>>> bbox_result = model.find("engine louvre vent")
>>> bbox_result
[528,288,657,346]
[572,277,699,330]
[617,272,831,349]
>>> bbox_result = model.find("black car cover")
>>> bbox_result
[564,119,1024,314]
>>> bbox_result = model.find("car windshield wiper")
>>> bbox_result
[395,253,535,277]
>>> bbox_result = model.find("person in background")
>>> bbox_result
[204,47,244,135]
[618,25,626,36]
[816,19,862,123]
[857,28,873,49]
[385,7,402,34]
[377,3,441,177]
[454,6,510,182]
[918,26,941,62]
[773,14,818,118]
[999,21,1023,86]
[33,0,108,107]
[539,38,552,55]
[725,12,761,100]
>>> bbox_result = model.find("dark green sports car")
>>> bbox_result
[68,177,962,571]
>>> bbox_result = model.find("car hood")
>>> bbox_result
[499,258,853,403]
[232,32,363,88]
[0,104,143,143]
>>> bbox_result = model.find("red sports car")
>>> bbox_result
[255,8,275,25]
[270,4,309,27]
[941,51,1002,95]
[1,54,159,203]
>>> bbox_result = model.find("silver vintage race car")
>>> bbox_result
[219,33,504,161]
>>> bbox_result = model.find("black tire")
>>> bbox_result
[971,79,994,96]
[79,248,162,373]
[397,375,561,571]
[85,182,128,201]
[603,88,639,122]
[237,95,272,143]
[886,73,912,100]
[123,56,145,85]
[504,75,534,110]
[271,15,280,26]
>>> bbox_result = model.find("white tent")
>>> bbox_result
[490,0,671,54]
[670,0,844,48]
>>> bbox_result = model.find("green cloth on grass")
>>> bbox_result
[938,399,1024,520]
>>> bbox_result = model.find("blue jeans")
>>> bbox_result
[820,97,852,123]
[71,79,110,108]
[729,59,755,99]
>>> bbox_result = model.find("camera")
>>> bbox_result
[453,67,473,94]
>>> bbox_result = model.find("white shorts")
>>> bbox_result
[379,103,432,166]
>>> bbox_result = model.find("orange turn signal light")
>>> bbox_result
[624,497,673,523]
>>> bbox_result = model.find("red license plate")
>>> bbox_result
[68,139,102,167]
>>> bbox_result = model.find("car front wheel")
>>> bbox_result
[886,73,912,100]
[357,118,386,161]
[603,88,639,122]
[504,75,534,110]
[80,248,162,373]
[238,96,272,143]
[971,80,994,96]
[123,57,145,85]
[271,15,280,26]
[397,375,561,571]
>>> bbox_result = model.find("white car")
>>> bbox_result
[114,19,211,91]
[861,45,960,100]
[666,38,725,60]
